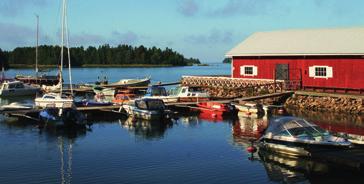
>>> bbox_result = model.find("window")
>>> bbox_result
[309,66,333,79]
[315,67,326,77]
[240,65,258,76]
[244,67,253,75]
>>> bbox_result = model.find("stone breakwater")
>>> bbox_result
[285,95,364,114]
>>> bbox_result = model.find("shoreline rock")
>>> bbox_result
[284,95,364,114]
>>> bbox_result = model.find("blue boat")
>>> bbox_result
[39,108,87,127]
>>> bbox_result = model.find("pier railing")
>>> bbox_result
[181,75,290,98]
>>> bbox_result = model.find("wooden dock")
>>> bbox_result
[166,91,294,106]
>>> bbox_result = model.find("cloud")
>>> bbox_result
[184,29,234,44]
[177,0,199,17]
[0,22,54,49]
[208,0,272,17]
[110,31,139,45]
[65,31,141,47]
[0,0,49,17]
[70,32,105,46]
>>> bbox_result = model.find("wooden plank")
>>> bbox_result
[166,91,293,106]
[76,105,123,111]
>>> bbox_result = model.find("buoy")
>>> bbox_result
[278,108,285,114]
[246,146,257,153]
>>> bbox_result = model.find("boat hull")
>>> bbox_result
[259,138,352,157]
[35,99,74,109]
[142,96,178,103]
[103,77,150,88]
[15,75,60,86]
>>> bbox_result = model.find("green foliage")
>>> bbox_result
[0,48,9,69]
[222,58,231,63]
[3,44,200,67]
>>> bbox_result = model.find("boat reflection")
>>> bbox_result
[120,117,173,140]
[259,150,327,183]
[232,112,268,139]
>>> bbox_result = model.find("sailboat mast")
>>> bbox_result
[60,0,66,96]
[65,1,73,96]
[35,14,39,76]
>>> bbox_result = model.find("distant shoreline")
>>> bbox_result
[8,63,194,69]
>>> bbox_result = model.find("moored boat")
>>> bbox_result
[95,76,151,88]
[142,86,178,103]
[112,93,135,104]
[39,108,87,127]
[196,102,235,117]
[233,102,264,117]
[168,86,209,102]
[35,93,74,109]
[0,80,40,97]
[259,116,352,157]
[122,98,172,120]
[93,86,115,96]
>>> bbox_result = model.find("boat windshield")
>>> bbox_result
[266,117,328,138]
[146,87,167,96]
[136,99,165,110]
[168,87,182,96]
[147,100,165,110]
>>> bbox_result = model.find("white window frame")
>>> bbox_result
[240,65,258,76]
[308,65,333,79]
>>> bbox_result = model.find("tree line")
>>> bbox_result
[0,44,201,69]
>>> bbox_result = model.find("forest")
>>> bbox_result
[0,44,200,69]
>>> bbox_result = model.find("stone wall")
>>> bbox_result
[285,95,364,114]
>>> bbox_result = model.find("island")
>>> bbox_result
[0,44,201,69]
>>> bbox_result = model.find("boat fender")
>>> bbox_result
[246,146,257,153]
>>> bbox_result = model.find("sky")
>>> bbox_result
[1,0,364,63]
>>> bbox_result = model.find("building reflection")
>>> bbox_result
[120,117,173,140]
[287,109,364,144]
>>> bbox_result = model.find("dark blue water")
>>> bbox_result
[1,64,364,184]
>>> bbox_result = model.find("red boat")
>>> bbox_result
[197,102,231,112]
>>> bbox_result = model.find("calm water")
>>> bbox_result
[1,64,364,184]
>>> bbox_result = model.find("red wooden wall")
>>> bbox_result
[232,57,364,90]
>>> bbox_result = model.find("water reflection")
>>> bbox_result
[120,117,174,140]
[287,109,364,145]
[232,111,364,183]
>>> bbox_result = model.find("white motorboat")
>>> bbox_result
[168,86,209,102]
[0,80,39,97]
[142,86,178,103]
[259,116,352,157]
[233,102,264,116]
[103,76,151,88]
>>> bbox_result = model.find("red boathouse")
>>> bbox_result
[226,27,364,93]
